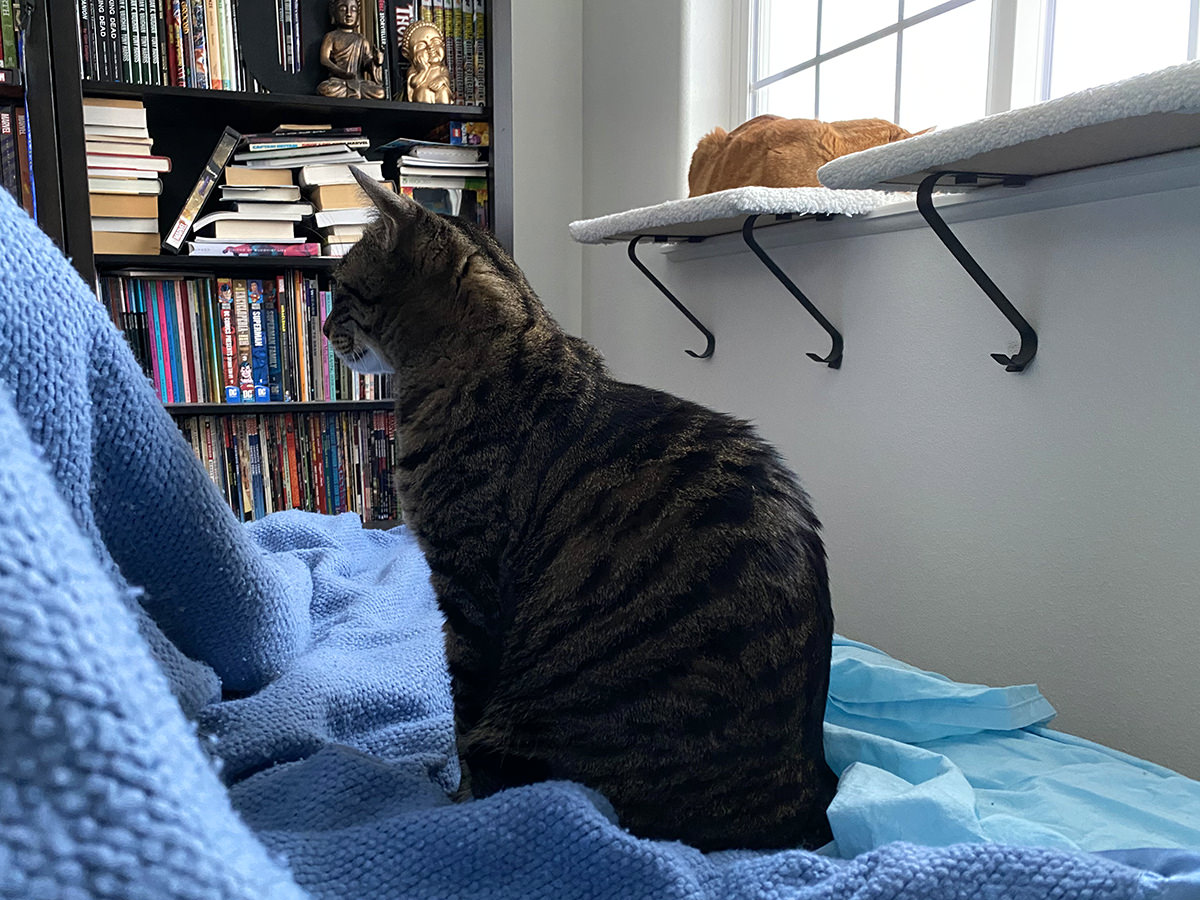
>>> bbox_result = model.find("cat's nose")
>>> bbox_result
[322,317,334,338]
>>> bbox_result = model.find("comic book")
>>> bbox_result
[247,277,270,402]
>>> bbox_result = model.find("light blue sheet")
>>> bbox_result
[823,637,1200,857]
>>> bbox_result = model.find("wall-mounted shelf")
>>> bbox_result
[818,58,1200,374]
[570,187,888,363]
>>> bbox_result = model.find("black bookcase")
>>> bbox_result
[21,1,515,524]
[39,0,513,285]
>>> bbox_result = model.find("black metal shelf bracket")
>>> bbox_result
[741,214,843,368]
[627,235,715,359]
[916,171,1038,372]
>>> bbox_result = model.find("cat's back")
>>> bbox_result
[492,376,836,850]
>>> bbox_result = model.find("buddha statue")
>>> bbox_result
[317,0,386,100]
[402,20,453,104]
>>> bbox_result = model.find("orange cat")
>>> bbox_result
[688,115,926,197]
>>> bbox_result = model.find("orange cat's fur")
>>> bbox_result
[688,115,925,197]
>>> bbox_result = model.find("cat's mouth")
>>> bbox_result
[335,341,395,375]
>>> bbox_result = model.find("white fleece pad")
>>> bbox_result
[818,59,1200,191]
[567,185,890,244]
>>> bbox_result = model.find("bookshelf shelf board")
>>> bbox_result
[96,254,339,272]
[81,81,486,119]
[166,401,393,415]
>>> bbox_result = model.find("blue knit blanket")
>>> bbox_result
[1,189,1197,900]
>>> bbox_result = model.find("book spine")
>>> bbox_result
[117,0,133,82]
[284,414,299,508]
[311,416,326,513]
[164,280,183,402]
[279,0,291,72]
[247,278,269,402]
[322,289,333,404]
[375,0,390,99]
[265,277,282,401]
[0,106,17,203]
[77,0,94,79]
[232,278,253,401]
[168,0,183,85]
[462,0,474,110]
[215,0,233,90]
[452,0,463,104]
[216,277,238,402]
[135,0,150,83]
[148,0,164,84]
[0,0,15,74]
[187,281,202,401]
[150,281,169,402]
[174,279,193,402]
[201,278,220,401]
[290,0,300,74]
[191,0,209,88]
[200,417,219,490]
[247,418,264,520]
[179,0,194,87]
[203,0,220,87]
[163,124,238,252]
[235,417,252,519]
[473,0,484,106]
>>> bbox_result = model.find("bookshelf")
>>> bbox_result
[23,1,514,525]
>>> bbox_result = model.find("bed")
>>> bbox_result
[1,185,1199,899]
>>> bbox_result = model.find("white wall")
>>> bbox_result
[508,0,583,334]
[511,1,1200,778]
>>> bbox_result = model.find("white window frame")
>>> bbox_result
[743,0,1200,125]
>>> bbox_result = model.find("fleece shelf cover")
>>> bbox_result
[567,186,891,244]
[818,59,1200,191]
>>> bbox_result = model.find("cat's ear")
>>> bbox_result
[351,165,424,240]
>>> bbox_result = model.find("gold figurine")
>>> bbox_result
[402,20,453,104]
[317,0,387,100]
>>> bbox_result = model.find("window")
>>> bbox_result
[749,0,1200,131]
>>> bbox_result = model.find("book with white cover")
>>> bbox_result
[313,207,374,228]
[221,185,303,202]
[88,176,163,194]
[233,142,365,161]
[193,209,303,230]
[209,220,298,240]
[84,122,152,139]
[90,216,160,233]
[408,144,481,162]
[231,201,314,216]
[86,167,165,179]
[85,153,172,172]
[86,140,153,155]
[240,150,366,169]
[400,156,487,169]
[298,160,384,188]
[82,98,148,129]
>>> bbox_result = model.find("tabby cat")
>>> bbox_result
[324,168,837,851]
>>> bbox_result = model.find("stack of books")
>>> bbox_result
[166,125,396,258]
[85,99,170,255]
[306,162,391,258]
[393,138,489,227]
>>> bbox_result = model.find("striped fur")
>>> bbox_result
[325,171,837,851]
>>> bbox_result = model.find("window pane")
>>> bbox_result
[821,0,900,53]
[898,1,990,130]
[903,0,959,16]
[818,35,899,120]
[1049,0,1193,98]
[757,0,820,80]
[754,69,817,118]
